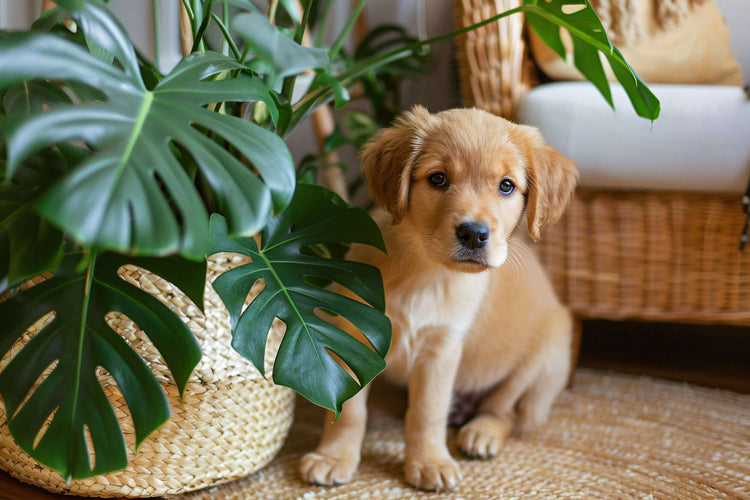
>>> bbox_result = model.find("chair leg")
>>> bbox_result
[567,317,583,389]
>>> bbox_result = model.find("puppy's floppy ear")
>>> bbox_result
[360,105,433,224]
[521,126,579,241]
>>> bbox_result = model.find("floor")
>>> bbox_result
[1,320,749,498]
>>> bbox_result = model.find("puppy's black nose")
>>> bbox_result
[456,222,490,249]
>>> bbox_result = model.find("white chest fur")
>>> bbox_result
[382,267,489,384]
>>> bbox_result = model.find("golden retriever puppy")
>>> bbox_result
[300,106,578,491]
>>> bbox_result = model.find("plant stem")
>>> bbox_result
[289,5,525,132]
[345,6,525,82]
[281,0,314,103]
[280,78,299,108]
[240,44,251,64]
[314,0,335,48]
[191,0,205,52]
[221,0,229,56]
[180,0,195,23]
[212,13,241,59]
[328,0,367,67]
[293,1,313,46]
[191,0,215,53]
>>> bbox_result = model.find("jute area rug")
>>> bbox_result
[185,369,750,499]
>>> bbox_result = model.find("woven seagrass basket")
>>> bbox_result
[454,0,750,326]
[0,254,296,497]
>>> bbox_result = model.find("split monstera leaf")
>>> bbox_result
[0,0,658,482]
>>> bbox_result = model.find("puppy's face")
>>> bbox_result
[361,106,578,272]
[405,120,527,271]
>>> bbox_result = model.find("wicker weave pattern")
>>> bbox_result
[538,190,750,324]
[454,0,530,119]
[0,255,295,497]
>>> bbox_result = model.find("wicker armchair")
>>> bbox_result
[454,0,750,330]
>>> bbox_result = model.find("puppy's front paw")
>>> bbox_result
[405,455,461,492]
[299,452,358,486]
[458,414,512,459]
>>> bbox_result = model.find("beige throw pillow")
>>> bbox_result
[529,0,743,85]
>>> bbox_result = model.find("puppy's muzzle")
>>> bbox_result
[456,221,489,250]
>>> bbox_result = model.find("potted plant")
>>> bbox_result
[0,0,658,496]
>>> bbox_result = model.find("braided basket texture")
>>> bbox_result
[0,254,295,497]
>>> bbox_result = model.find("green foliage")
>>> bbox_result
[294,22,430,199]
[0,252,204,482]
[0,0,659,482]
[0,147,69,290]
[353,24,430,125]
[209,184,390,416]
[0,3,293,259]
[2,81,72,116]
[523,0,660,120]
[354,24,430,78]
[232,10,329,81]
[343,111,381,150]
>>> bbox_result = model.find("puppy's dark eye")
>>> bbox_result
[499,179,515,195]
[429,172,448,188]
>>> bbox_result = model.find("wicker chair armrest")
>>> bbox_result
[454,0,535,120]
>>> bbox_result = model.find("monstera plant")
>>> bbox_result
[0,0,658,483]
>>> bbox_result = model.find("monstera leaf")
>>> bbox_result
[210,184,391,416]
[0,252,204,481]
[0,147,71,290]
[1,80,72,117]
[0,83,77,289]
[232,9,329,80]
[0,0,294,259]
[522,0,660,120]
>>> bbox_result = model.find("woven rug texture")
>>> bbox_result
[183,369,750,500]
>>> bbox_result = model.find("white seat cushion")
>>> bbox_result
[516,82,750,193]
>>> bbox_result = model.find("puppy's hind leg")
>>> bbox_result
[458,306,572,458]
[516,336,570,434]
[457,367,533,459]
[458,357,567,458]
[300,384,370,485]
